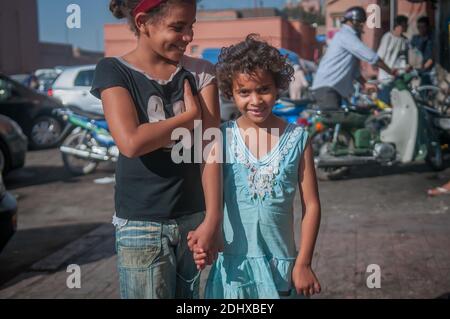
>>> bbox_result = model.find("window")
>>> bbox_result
[331,13,344,28]
[333,16,342,28]
[74,70,95,87]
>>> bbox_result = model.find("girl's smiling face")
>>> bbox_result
[143,3,196,62]
[232,69,278,125]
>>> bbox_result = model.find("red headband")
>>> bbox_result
[133,0,166,16]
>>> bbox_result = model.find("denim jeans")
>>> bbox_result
[114,211,205,299]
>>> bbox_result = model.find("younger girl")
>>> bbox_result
[191,35,322,299]
[91,0,222,298]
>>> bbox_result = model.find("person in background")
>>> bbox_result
[376,15,409,105]
[289,64,309,100]
[27,74,40,91]
[410,16,436,85]
[377,15,409,83]
[427,180,450,197]
[311,6,395,110]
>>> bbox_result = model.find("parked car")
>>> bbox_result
[0,73,66,149]
[35,68,62,93]
[0,115,27,174]
[50,65,103,114]
[9,74,30,86]
[0,172,18,253]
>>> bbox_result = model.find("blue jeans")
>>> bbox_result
[115,211,205,299]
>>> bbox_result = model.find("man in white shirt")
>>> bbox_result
[289,64,309,100]
[377,15,409,82]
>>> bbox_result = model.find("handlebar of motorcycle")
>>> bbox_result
[52,107,73,118]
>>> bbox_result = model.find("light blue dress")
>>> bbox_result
[205,120,309,299]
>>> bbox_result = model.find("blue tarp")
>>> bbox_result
[200,48,222,65]
[277,48,300,65]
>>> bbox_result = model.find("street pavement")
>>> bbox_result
[0,148,449,299]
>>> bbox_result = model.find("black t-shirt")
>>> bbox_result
[91,56,215,221]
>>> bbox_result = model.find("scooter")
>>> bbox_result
[272,97,313,124]
[55,107,118,175]
[312,72,444,180]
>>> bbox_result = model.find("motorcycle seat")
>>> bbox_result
[279,97,315,106]
[348,105,372,115]
[69,105,105,120]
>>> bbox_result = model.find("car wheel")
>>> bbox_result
[30,115,63,149]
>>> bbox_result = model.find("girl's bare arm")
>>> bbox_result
[297,140,321,267]
[100,81,200,158]
[189,82,224,263]
[292,139,322,296]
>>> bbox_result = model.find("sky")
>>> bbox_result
[37,0,290,52]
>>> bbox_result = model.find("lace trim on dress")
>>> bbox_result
[229,121,303,200]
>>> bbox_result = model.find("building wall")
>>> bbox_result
[0,0,104,75]
[189,17,286,56]
[104,16,317,60]
[0,0,40,75]
[39,43,104,69]
[197,10,238,21]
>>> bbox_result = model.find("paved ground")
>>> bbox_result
[0,148,449,299]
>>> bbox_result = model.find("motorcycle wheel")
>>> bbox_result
[312,130,353,181]
[61,131,99,175]
[426,141,445,171]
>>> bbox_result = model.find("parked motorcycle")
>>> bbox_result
[272,97,313,124]
[55,107,118,175]
[311,72,444,180]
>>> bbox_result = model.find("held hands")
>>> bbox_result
[292,263,321,297]
[187,220,224,270]
[183,80,201,129]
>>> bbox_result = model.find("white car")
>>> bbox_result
[50,65,103,114]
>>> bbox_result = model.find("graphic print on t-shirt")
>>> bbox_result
[147,96,166,123]
[147,96,188,150]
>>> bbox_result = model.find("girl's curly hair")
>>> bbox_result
[216,34,294,100]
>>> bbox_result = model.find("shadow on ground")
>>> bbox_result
[0,223,114,289]
[323,162,450,181]
[4,165,115,190]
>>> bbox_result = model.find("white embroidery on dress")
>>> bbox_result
[230,122,303,200]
